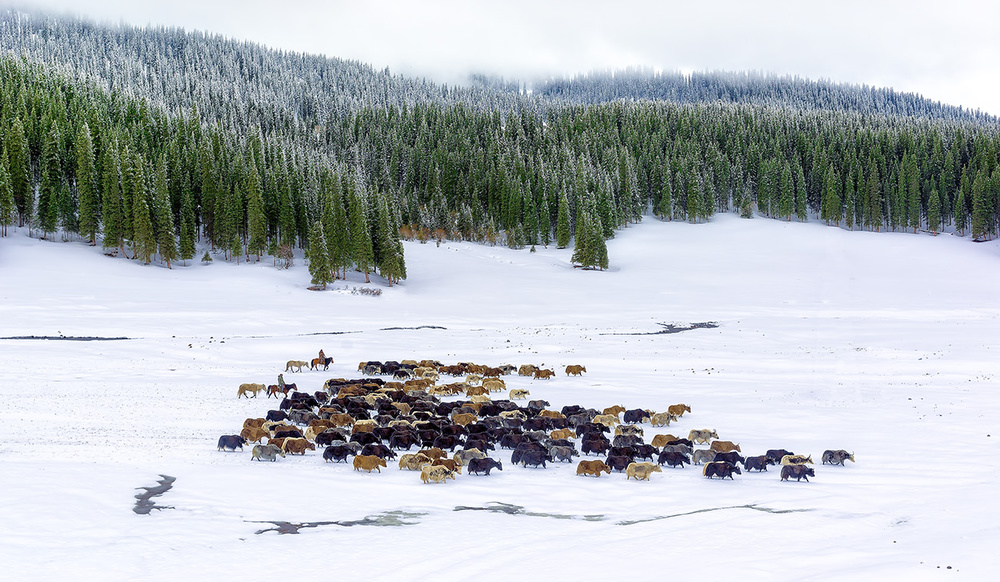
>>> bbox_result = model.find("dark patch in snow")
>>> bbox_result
[454,502,605,522]
[296,331,362,337]
[602,322,720,336]
[249,510,425,534]
[133,474,176,515]
[617,503,813,526]
[1,335,131,341]
[380,325,447,331]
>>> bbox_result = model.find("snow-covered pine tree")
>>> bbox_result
[656,173,673,220]
[795,162,808,221]
[153,156,176,268]
[131,157,156,264]
[246,167,267,261]
[101,140,124,254]
[556,189,570,248]
[971,172,989,240]
[570,209,593,268]
[307,220,332,289]
[927,186,941,233]
[0,155,13,236]
[5,116,31,227]
[75,123,99,245]
[778,161,793,220]
[349,187,374,283]
[179,184,196,264]
[37,123,62,238]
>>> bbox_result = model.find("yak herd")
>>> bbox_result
[220,358,855,485]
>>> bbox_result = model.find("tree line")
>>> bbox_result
[0,57,406,284]
[2,8,1000,280]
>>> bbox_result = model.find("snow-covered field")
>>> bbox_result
[2,214,999,580]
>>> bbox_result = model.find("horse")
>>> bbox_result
[310,357,333,371]
[267,383,295,398]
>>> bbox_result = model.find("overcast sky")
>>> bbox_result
[13,0,1000,116]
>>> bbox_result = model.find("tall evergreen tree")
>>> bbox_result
[971,171,989,240]
[0,155,13,236]
[571,208,594,268]
[820,166,841,226]
[6,117,31,227]
[656,176,673,220]
[246,168,267,260]
[778,162,793,220]
[349,188,374,282]
[307,220,332,289]
[153,156,177,267]
[686,165,703,223]
[76,123,99,244]
[904,152,921,233]
[795,163,808,221]
[375,197,406,285]
[328,175,351,278]
[843,166,857,230]
[101,141,125,255]
[37,123,62,237]
[954,182,968,236]
[178,183,196,264]
[131,157,156,264]
[927,187,941,234]
[865,159,883,231]
[555,188,571,248]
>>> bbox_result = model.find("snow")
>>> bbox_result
[2,215,999,580]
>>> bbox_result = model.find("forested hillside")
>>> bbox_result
[1,7,999,282]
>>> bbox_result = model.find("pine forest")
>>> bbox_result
[1,8,999,281]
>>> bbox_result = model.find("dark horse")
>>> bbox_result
[311,357,333,371]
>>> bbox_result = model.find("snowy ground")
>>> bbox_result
[2,214,999,580]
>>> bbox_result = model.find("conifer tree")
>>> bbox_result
[307,220,332,289]
[6,117,31,227]
[778,162,793,220]
[131,158,156,264]
[971,172,989,240]
[0,155,13,236]
[571,209,593,267]
[76,123,99,244]
[179,184,196,264]
[246,168,267,260]
[865,159,883,231]
[927,187,941,234]
[101,141,125,255]
[821,166,841,226]
[954,183,968,236]
[656,176,672,220]
[153,156,176,268]
[349,188,374,282]
[843,166,857,230]
[37,123,62,237]
[905,152,921,233]
[686,166,703,223]
[328,175,351,278]
[795,163,808,221]
[591,214,609,270]
[892,166,906,232]
[556,189,571,248]
[375,197,406,284]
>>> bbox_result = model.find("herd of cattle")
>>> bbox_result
[221,358,855,485]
